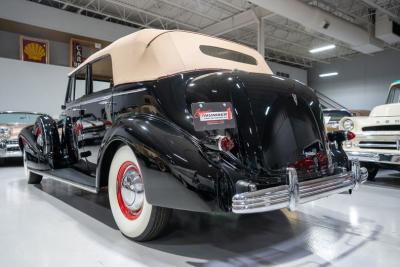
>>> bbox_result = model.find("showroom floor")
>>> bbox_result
[1,161,399,267]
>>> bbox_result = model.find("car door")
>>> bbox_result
[78,55,114,175]
[64,65,89,171]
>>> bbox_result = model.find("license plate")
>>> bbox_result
[191,102,236,131]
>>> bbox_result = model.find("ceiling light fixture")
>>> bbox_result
[319,72,338,78]
[310,44,336,53]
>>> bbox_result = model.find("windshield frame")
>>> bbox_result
[386,83,400,104]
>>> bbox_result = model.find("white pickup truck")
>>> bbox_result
[340,80,400,180]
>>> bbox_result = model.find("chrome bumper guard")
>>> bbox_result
[232,161,367,214]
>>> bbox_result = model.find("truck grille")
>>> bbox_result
[6,139,18,145]
[362,125,400,131]
[6,146,20,152]
[359,141,399,150]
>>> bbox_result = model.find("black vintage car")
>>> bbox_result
[19,29,367,241]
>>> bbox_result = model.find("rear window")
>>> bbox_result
[199,45,257,65]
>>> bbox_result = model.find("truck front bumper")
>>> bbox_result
[346,151,400,165]
[232,161,366,214]
[0,139,22,158]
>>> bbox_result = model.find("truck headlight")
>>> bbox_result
[342,119,354,131]
[0,127,11,141]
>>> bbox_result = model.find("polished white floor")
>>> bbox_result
[1,161,400,267]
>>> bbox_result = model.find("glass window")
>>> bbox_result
[0,113,40,124]
[65,77,74,103]
[91,56,113,93]
[323,110,352,122]
[386,84,400,104]
[199,45,257,65]
[74,67,87,100]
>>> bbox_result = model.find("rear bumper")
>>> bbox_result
[232,161,366,214]
[346,151,400,165]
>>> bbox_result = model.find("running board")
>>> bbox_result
[31,168,98,193]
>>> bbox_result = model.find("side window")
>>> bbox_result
[65,77,74,103]
[74,67,87,100]
[90,56,113,94]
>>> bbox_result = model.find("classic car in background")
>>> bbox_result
[323,109,353,132]
[0,111,42,164]
[340,80,400,180]
[19,29,366,241]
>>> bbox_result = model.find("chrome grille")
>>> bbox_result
[362,125,400,131]
[6,139,18,145]
[81,126,105,134]
[359,141,400,150]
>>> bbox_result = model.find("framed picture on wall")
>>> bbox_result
[20,36,50,64]
[70,38,102,68]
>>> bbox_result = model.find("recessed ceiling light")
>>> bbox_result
[319,72,338,78]
[310,44,336,53]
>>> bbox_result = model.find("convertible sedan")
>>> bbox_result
[19,29,367,241]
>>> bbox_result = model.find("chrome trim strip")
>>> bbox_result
[30,170,98,193]
[358,132,400,136]
[358,143,397,149]
[67,95,111,109]
[113,88,147,97]
[66,88,147,109]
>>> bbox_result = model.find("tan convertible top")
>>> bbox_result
[69,29,272,86]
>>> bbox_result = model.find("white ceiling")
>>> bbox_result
[28,0,400,68]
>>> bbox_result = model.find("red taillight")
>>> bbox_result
[347,131,356,140]
[218,136,234,152]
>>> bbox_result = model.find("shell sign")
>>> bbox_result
[20,36,49,64]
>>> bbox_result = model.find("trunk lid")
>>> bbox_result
[185,72,330,183]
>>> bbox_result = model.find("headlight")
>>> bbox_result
[342,119,354,130]
[0,127,11,141]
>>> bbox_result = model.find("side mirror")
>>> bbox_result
[61,104,66,110]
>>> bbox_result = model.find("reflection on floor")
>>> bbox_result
[0,160,399,267]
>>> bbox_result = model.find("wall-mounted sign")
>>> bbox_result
[70,38,102,67]
[20,36,49,64]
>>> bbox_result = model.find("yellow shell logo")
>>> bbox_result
[24,43,46,61]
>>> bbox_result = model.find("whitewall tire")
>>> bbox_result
[108,145,171,241]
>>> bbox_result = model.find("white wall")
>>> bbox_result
[0,57,71,117]
[309,49,400,110]
[0,0,137,43]
[268,61,308,85]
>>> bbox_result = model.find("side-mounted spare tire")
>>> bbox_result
[32,115,62,168]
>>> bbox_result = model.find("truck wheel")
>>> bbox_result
[361,163,379,181]
[23,150,42,184]
[108,145,171,241]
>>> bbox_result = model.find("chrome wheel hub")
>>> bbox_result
[121,168,144,212]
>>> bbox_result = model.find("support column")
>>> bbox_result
[257,17,265,57]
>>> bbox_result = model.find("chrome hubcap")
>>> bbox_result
[121,168,144,212]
